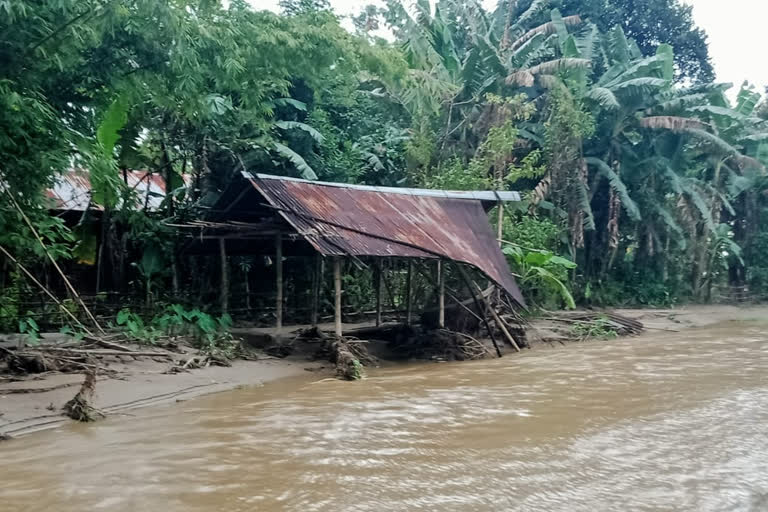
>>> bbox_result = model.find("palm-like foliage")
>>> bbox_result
[380,1,590,156]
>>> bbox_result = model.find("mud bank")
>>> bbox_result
[0,356,326,438]
[2,304,766,439]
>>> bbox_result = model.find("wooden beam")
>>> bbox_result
[275,234,283,333]
[219,238,228,315]
[311,253,321,327]
[469,277,520,353]
[334,258,343,337]
[437,260,445,328]
[405,260,414,326]
[486,298,520,352]
[456,264,502,358]
[497,201,504,246]
[375,260,383,327]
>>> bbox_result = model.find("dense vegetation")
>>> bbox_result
[2,0,768,334]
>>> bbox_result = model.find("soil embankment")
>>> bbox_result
[1,304,765,439]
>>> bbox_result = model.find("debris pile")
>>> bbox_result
[62,368,103,422]
[389,328,490,361]
[533,310,644,343]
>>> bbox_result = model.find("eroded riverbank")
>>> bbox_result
[1,304,767,440]
[2,310,768,511]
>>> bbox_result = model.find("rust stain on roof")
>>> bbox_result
[250,176,525,306]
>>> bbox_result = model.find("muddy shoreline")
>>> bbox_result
[1,304,765,439]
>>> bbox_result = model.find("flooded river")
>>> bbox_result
[3,320,768,511]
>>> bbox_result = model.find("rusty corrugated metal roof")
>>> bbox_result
[249,174,525,306]
[46,169,185,212]
[251,173,522,202]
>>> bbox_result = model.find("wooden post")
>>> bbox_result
[375,259,383,327]
[469,277,521,353]
[456,264,502,358]
[486,298,520,352]
[334,258,342,337]
[437,260,445,328]
[219,238,228,315]
[405,260,413,326]
[171,255,179,295]
[311,253,321,327]
[497,201,504,246]
[496,200,504,303]
[275,234,283,333]
[95,241,103,294]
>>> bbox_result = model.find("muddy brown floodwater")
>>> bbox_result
[2,319,768,511]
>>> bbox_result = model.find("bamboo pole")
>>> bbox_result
[497,201,504,246]
[95,241,103,294]
[275,234,283,333]
[171,256,179,295]
[437,260,445,328]
[0,245,94,337]
[6,192,104,333]
[456,264,502,358]
[219,238,228,315]
[470,278,520,353]
[486,299,521,352]
[311,253,321,327]
[375,259,383,327]
[334,258,342,337]
[405,260,413,326]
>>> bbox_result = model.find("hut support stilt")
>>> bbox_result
[375,260,383,327]
[437,260,445,328]
[311,253,321,327]
[334,258,343,337]
[219,238,228,315]
[275,234,283,333]
[457,264,502,358]
[405,260,413,326]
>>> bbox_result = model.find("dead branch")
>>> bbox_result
[0,244,94,336]
[43,348,172,358]
[4,192,104,333]
[82,337,136,352]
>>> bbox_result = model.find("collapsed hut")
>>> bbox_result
[178,172,526,354]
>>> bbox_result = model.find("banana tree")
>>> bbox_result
[380,1,589,157]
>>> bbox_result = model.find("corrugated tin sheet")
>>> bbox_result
[46,170,182,212]
[250,172,522,202]
[249,175,525,306]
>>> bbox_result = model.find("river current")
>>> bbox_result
[2,320,767,511]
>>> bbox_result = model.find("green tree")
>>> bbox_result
[552,0,713,83]
[279,0,331,16]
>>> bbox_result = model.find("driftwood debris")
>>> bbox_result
[302,327,375,380]
[389,328,491,361]
[0,343,172,378]
[165,354,231,374]
[546,310,645,337]
[329,339,369,380]
[62,368,104,422]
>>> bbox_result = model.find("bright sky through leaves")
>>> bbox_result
[258,0,768,98]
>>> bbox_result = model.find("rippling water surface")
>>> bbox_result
[3,320,768,511]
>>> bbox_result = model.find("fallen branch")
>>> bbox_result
[5,192,104,334]
[82,337,136,353]
[164,354,231,374]
[44,348,172,358]
[0,244,94,336]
